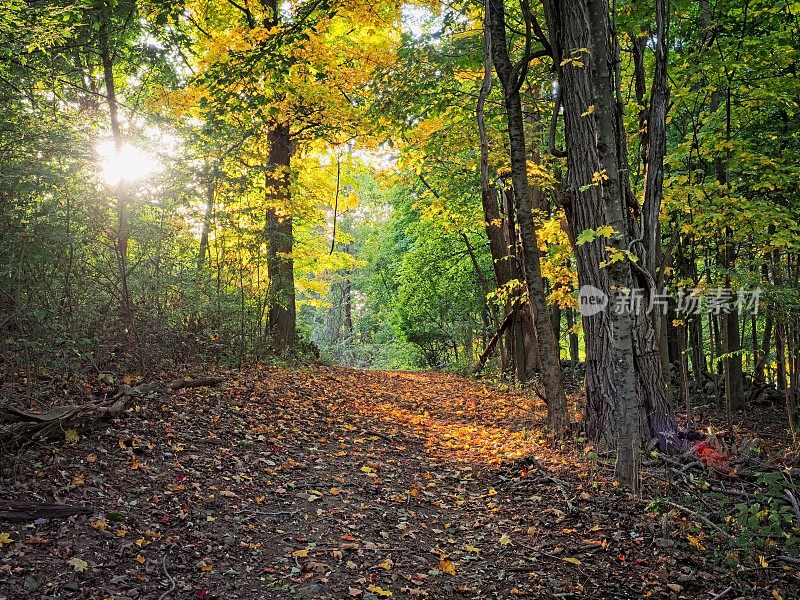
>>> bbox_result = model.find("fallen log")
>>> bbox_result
[0,500,92,521]
[0,376,224,448]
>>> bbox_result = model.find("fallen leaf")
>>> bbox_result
[499,533,511,546]
[67,557,89,572]
[25,535,48,545]
[562,557,582,566]
[439,559,457,575]
[366,584,392,597]
[378,558,394,570]
[0,533,13,546]
[686,534,705,552]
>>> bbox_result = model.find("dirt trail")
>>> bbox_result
[0,366,794,598]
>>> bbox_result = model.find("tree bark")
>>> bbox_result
[265,123,296,353]
[488,0,569,434]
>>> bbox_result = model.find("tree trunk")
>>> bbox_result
[477,16,512,375]
[488,0,568,434]
[97,0,142,373]
[197,167,215,270]
[265,123,296,353]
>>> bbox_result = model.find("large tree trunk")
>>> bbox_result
[584,0,642,487]
[542,0,617,447]
[488,0,569,434]
[543,0,679,486]
[265,123,296,353]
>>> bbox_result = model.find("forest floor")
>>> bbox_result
[1,366,798,599]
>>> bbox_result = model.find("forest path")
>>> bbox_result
[0,366,781,598]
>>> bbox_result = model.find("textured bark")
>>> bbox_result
[544,0,679,464]
[542,0,615,446]
[265,123,297,353]
[642,0,670,278]
[584,0,641,487]
[488,0,568,433]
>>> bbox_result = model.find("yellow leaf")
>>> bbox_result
[90,519,108,531]
[562,557,582,565]
[499,533,511,546]
[366,585,392,597]
[439,558,457,575]
[293,548,310,558]
[581,105,595,117]
[378,558,394,570]
[360,465,375,474]
[86,454,97,463]
[0,532,13,545]
[759,555,769,568]
[134,554,145,564]
[465,545,480,553]
[487,487,497,496]
[772,590,784,600]
[200,560,213,572]
[686,534,706,552]
[64,429,79,443]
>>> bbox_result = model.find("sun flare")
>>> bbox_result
[97,141,159,185]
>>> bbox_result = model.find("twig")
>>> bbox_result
[158,544,176,600]
[662,500,732,540]
[784,489,800,523]
[709,586,732,600]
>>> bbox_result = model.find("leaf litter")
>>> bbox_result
[0,365,797,598]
